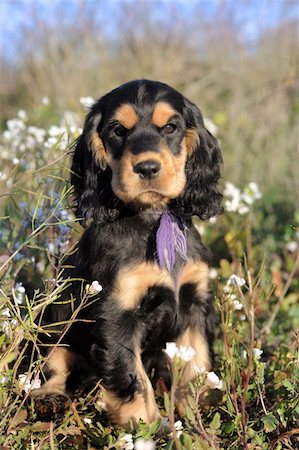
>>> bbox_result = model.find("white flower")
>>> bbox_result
[228,274,246,287]
[209,268,218,280]
[88,280,103,294]
[15,282,26,304]
[42,96,50,105]
[135,439,156,450]
[178,345,195,362]
[248,182,262,200]
[119,434,134,450]
[240,313,247,321]
[17,110,28,121]
[253,348,263,360]
[2,308,10,317]
[164,342,195,362]
[80,96,96,110]
[83,417,92,424]
[233,299,243,311]
[193,365,206,375]
[238,205,250,215]
[164,342,178,360]
[206,372,223,390]
[174,420,183,438]
[18,374,41,393]
[286,241,298,252]
[209,216,217,224]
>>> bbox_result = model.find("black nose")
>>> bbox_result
[133,160,161,180]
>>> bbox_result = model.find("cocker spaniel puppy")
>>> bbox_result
[33,80,223,426]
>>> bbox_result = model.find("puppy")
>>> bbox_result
[33,80,222,425]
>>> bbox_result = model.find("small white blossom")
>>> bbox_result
[286,241,298,253]
[42,96,50,105]
[2,308,10,317]
[164,342,195,362]
[209,268,218,280]
[206,371,223,390]
[193,365,206,375]
[238,205,250,215]
[17,110,28,121]
[119,434,134,450]
[14,282,26,304]
[83,417,92,424]
[164,342,178,360]
[233,299,243,311]
[174,419,183,438]
[228,274,246,287]
[80,96,96,110]
[18,374,41,393]
[179,346,195,362]
[135,439,156,450]
[88,280,103,294]
[253,348,263,360]
[240,313,247,321]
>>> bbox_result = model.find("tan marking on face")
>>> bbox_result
[151,101,176,128]
[178,260,209,298]
[114,103,138,129]
[99,343,160,425]
[112,261,174,310]
[174,327,211,415]
[31,346,75,397]
[108,145,187,206]
[89,129,107,169]
[185,127,200,156]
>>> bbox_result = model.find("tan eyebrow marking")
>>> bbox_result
[114,104,138,129]
[151,101,176,128]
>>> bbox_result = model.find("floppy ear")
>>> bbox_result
[71,105,123,226]
[173,98,223,220]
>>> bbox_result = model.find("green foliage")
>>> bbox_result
[0,106,298,449]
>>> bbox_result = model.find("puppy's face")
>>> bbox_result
[88,82,199,208]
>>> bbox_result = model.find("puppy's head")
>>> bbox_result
[71,80,222,225]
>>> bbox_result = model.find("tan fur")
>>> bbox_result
[175,327,211,415]
[185,127,200,156]
[108,145,187,206]
[31,347,75,397]
[114,103,138,129]
[112,261,174,310]
[178,260,209,297]
[151,101,176,128]
[99,344,160,425]
[89,113,107,169]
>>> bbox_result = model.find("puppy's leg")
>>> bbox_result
[91,261,174,426]
[175,260,214,415]
[31,346,76,419]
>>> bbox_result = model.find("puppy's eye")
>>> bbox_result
[113,125,127,137]
[163,123,177,135]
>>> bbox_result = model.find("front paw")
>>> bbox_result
[31,390,70,421]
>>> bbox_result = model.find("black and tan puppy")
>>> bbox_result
[33,80,223,425]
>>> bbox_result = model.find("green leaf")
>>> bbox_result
[180,433,193,450]
[282,380,294,393]
[209,412,221,430]
[262,414,279,433]
[164,392,170,415]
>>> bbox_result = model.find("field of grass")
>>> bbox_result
[0,101,298,449]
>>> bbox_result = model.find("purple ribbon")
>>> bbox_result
[156,212,188,271]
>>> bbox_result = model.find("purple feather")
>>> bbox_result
[156,212,188,271]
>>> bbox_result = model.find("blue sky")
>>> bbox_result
[0,0,298,61]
